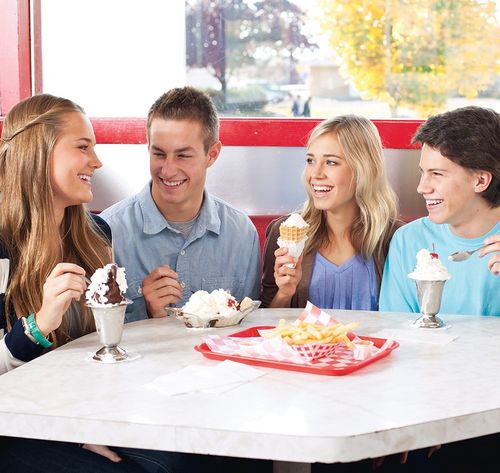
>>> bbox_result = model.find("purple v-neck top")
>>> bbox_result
[308,252,378,310]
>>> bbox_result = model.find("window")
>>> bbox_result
[3,0,493,218]
[35,0,499,119]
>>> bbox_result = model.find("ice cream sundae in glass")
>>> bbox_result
[408,249,451,328]
[85,263,132,362]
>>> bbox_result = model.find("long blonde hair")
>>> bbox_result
[302,115,399,264]
[0,94,111,346]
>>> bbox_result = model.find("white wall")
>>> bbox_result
[41,0,186,117]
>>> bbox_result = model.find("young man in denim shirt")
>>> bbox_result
[101,87,261,322]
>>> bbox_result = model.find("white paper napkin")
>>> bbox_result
[146,360,265,396]
[373,328,458,345]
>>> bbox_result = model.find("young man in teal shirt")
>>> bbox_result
[380,106,500,316]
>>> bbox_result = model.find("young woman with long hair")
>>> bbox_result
[261,115,401,309]
[0,94,172,473]
[0,95,111,351]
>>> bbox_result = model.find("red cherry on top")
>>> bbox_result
[430,252,439,259]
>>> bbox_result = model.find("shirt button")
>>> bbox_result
[180,250,186,256]
[180,282,186,288]
[138,286,142,295]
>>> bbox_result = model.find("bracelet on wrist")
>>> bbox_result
[26,313,53,348]
[21,317,38,345]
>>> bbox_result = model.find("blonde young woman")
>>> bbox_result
[261,115,401,309]
[0,95,171,473]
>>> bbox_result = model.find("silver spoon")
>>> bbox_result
[448,245,486,262]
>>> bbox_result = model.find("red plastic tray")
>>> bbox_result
[194,325,399,376]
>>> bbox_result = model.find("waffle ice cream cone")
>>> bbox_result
[279,223,308,242]
[279,213,309,242]
[277,214,309,268]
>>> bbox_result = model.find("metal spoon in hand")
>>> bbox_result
[448,245,486,262]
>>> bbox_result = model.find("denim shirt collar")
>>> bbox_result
[138,182,221,237]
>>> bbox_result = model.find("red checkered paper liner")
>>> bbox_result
[289,342,338,362]
[204,301,357,364]
[204,334,308,364]
[277,301,349,361]
[296,301,342,326]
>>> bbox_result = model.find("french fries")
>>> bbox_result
[262,319,358,347]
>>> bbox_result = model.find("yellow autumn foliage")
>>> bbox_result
[318,0,500,117]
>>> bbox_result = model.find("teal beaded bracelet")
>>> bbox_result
[26,313,53,348]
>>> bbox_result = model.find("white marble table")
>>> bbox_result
[1,308,500,467]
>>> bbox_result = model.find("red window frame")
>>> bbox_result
[89,117,421,149]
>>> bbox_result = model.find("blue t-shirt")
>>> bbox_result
[379,217,500,316]
[101,183,261,322]
[309,252,378,310]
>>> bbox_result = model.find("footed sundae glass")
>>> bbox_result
[408,248,451,329]
[87,300,132,362]
[412,279,447,328]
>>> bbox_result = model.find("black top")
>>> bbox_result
[0,214,111,362]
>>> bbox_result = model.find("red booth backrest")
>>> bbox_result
[249,214,282,254]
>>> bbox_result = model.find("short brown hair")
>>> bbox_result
[412,106,500,207]
[147,87,219,152]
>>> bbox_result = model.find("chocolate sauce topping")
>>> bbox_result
[103,264,125,304]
